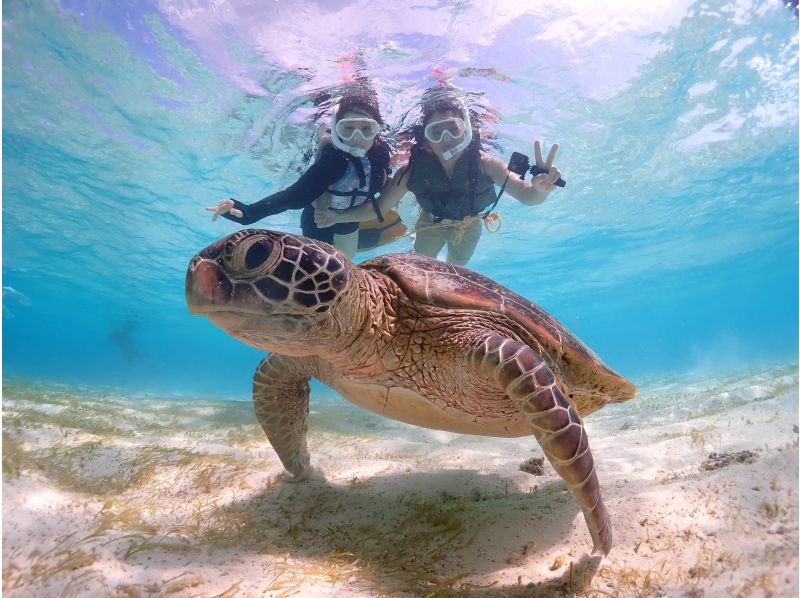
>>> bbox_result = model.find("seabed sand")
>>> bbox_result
[2,364,798,597]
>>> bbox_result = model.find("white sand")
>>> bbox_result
[2,364,798,596]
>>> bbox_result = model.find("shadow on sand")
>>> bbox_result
[174,468,597,595]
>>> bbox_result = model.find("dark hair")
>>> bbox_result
[334,78,383,125]
[419,86,467,127]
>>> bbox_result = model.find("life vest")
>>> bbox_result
[315,140,390,214]
[407,150,498,222]
[327,155,373,211]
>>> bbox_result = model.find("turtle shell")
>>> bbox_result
[361,253,636,414]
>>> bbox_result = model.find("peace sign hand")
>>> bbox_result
[531,141,563,193]
[205,198,243,222]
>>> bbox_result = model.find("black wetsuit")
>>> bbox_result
[222,142,390,244]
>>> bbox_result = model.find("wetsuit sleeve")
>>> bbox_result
[222,149,347,225]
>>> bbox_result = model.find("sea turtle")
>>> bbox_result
[185,229,636,555]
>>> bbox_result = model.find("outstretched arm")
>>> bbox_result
[207,190,306,225]
[314,165,412,227]
[482,141,563,206]
[207,150,346,225]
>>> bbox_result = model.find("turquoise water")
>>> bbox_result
[3,0,798,396]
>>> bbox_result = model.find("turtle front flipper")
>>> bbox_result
[252,354,321,480]
[468,335,612,556]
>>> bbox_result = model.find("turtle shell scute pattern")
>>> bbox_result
[360,253,608,373]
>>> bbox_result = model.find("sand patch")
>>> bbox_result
[3,365,798,596]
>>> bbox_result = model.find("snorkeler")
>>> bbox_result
[314,85,564,266]
[206,81,392,258]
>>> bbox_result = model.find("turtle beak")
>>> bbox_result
[603,369,637,403]
[185,255,233,315]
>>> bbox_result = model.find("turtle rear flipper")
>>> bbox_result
[467,335,612,556]
[253,354,321,480]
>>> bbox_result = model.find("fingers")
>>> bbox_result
[548,165,562,184]
[545,143,559,169]
[207,199,235,222]
[532,172,554,192]
[206,207,221,222]
[533,141,559,170]
[211,205,227,222]
[314,209,334,228]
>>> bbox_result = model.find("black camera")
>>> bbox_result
[507,151,566,187]
[507,152,530,177]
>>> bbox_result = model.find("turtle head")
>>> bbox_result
[186,230,351,355]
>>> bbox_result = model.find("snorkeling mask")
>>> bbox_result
[330,116,380,158]
[423,105,473,161]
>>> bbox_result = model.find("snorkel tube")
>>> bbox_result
[441,104,473,162]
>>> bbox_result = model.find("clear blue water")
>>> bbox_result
[3,0,798,396]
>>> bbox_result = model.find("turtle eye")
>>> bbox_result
[239,238,274,273]
[226,236,279,278]
[245,241,270,269]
